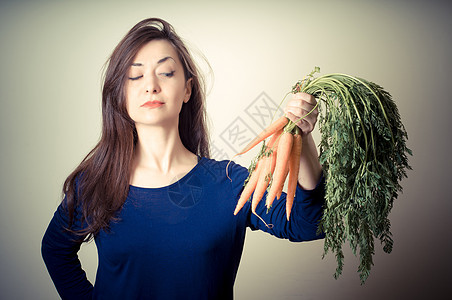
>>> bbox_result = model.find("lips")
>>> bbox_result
[141,101,164,108]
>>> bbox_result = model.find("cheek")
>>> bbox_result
[125,83,140,104]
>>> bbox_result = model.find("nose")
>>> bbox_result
[145,74,160,94]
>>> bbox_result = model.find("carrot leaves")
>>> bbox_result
[295,68,412,284]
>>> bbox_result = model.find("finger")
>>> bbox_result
[293,92,317,105]
[286,110,318,134]
[285,94,317,112]
[284,104,318,120]
[286,111,316,128]
[285,106,305,118]
[285,111,303,127]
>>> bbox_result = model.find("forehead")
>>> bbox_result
[133,39,180,64]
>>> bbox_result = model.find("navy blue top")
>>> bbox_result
[42,157,325,299]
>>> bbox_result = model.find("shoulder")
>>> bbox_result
[196,157,249,188]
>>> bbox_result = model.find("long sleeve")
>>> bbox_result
[228,160,325,242]
[40,157,324,299]
[41,199,93,299]
[247,176,326,242]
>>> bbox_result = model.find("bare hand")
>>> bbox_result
[284,92,318,135]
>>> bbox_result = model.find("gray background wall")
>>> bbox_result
[1,0,451,299]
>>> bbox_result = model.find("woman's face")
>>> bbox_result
[125,39,192,128]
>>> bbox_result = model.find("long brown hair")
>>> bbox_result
[63,18,210,241]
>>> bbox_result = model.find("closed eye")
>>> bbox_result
[128,75,143,81]
[159,71,175,78]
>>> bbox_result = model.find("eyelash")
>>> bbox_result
[160,71,175,77]
[128,75,143,81]
[128,71,175,81]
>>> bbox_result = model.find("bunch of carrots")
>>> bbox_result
[231,115,308,222]
[229,67,411,284]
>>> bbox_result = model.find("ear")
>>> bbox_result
[183,78,193,103]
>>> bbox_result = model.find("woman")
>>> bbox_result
[42,18,325,299]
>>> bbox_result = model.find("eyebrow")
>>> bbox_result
[157,56,175,64]
[131,56,175,67]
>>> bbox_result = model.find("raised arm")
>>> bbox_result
[285,92,322,190]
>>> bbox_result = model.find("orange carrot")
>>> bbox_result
[276,163,290,200]
[249,129,283,213]
[233,159,263,215]
[273,129,290,200]
[266,128,283,151]
[225,117,288,182]
[234,128,282,215]
[265,131,293,209]
[286,132,302,221]
[236,116,288,156]
[251,154,273,213]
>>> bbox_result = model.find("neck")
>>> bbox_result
[133,123,193,174]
